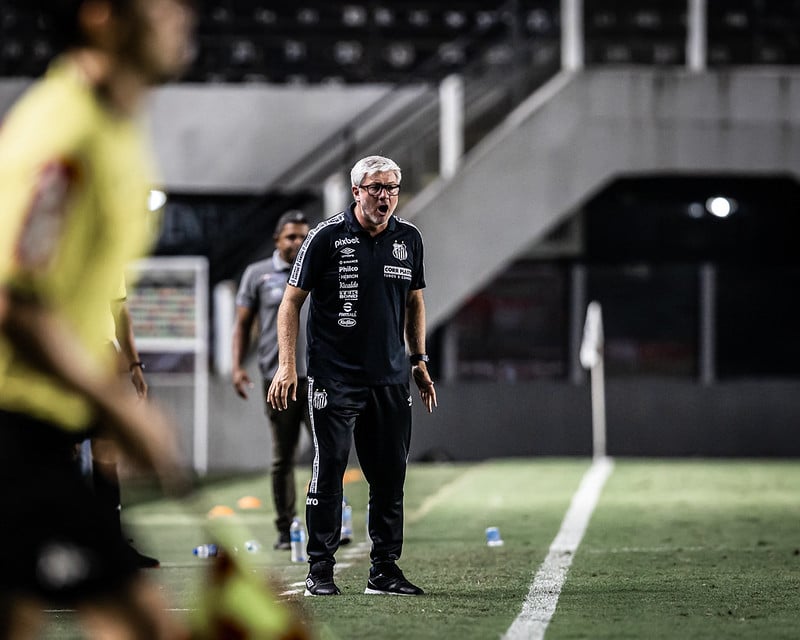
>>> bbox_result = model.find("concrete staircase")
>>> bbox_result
[402,68,800,329]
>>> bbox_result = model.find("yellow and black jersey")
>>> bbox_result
[0,58,158,431]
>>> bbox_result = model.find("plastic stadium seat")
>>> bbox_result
[438,42,467,66]
[297,7,320,26]
[373,7,395,27]
[755,43,788,65]
[384,42,417,69]
[341,5,368,27]
[408,8,432,28]
[526,8,556,36]
[333,40,365,66]
[284,40,308,64]
[443,10,469,30]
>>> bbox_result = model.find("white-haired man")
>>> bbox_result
[268,155,437,596]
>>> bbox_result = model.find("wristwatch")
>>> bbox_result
[409,354,429,365]
[129,361,145,372]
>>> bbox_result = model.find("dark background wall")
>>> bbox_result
[410,380,800,461]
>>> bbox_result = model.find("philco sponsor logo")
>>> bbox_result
[340,247,356,255]
[338,317,357,328]
[312,388,328,410]
[383,265,412,280]
[335,237,360,249]
[340,290,358,300]
[339,265,358,273]
[392,241,408,261]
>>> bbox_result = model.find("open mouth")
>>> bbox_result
[378,205,389,213]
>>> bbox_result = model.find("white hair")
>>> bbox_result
[350,155,402,187]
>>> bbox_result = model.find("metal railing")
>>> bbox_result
[266,0,561,200]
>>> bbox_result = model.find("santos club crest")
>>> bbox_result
[312,388,328,410]
[392,241,408,261]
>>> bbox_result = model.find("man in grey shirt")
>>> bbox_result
[233,210,310,549]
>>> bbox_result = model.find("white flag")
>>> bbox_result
[579,301,604,369]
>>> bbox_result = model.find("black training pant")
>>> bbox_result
[264,377,310,535]
[305,377,412,567]
[0,410,139,604]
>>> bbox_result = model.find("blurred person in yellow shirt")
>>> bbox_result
[88,277,160,569]
[0,0,194,637]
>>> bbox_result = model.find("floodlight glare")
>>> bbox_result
[705,196,736,218]
[148,189,167,212]
[687,202,705,218]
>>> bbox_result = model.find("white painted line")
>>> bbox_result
[585,545,709,554]
[503,457,614,640]
[408,465,483,524]
[45,608,197,613]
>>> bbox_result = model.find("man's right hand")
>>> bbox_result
[267,364,297,411]
[232,368,253,399]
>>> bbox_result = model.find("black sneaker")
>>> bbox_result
[126,542,160,569]
[274,532,291,551]
[365,563,424,596]
[304,562,341,596]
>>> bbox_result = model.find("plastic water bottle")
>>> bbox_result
[340,497,353,545]
[193,543,218,558]
[290,518,306,562]
[244,540,262,553]
[485,526,504,547]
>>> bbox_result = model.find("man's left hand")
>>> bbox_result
[131,365,148,398]
[412,363,437,413]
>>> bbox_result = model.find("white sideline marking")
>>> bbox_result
[408,465,483,524]
[503,457,614,640]
[44,608,196,613]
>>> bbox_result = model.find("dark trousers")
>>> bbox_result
[305,377,412,567]
[264,377,310,535]
[0,410,138,602]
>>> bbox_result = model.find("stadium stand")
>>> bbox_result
[4,1,799,83]
[0,1,560,83]
[583,0,686,65]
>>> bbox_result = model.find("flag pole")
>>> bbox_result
[580,301,606,459]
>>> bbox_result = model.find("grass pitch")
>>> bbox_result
[42,459,800,639]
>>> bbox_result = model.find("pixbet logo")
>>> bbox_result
[335,237,360,249]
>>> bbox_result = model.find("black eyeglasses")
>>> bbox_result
[359,183,401,196]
